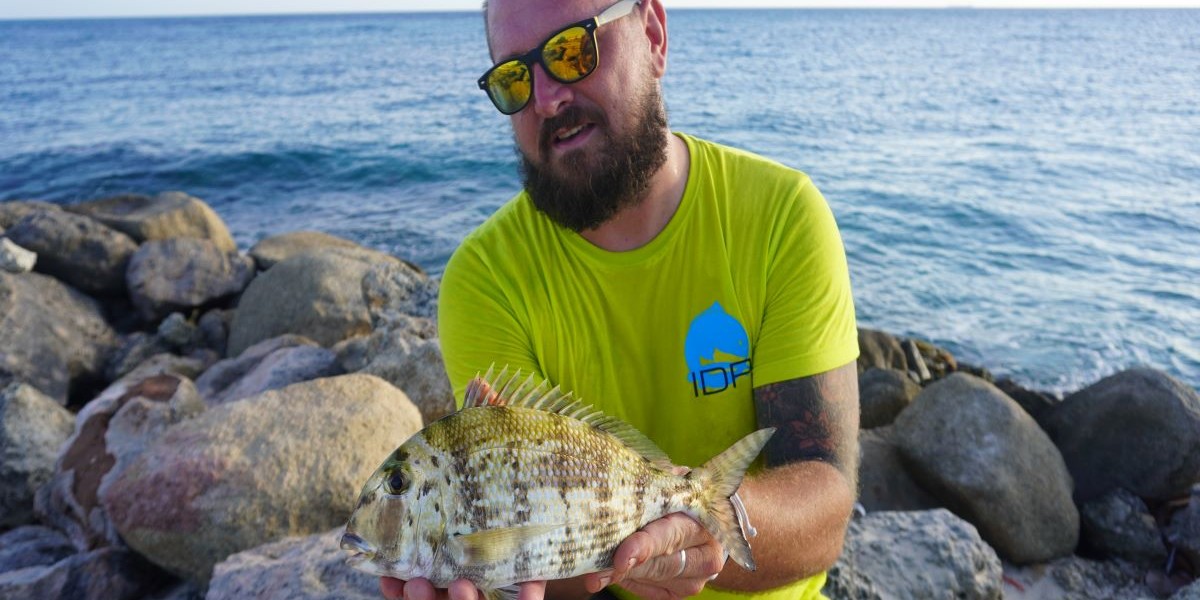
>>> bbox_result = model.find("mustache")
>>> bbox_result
[538,105,606,155]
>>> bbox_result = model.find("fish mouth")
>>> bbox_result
[340,532,377,565]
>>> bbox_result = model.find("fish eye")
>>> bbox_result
[385,470,409,495]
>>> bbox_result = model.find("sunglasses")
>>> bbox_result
[478,0,642,115]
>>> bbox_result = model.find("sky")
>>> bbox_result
[2,0,1198,20]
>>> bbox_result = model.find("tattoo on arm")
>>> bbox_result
[753,364,859,485]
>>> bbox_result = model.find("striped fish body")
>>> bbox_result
[342,371,774,595]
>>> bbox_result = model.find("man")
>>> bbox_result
[383,0,859,598]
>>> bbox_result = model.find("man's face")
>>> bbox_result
[486,0,669,232]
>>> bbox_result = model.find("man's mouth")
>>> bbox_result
[549,122,596,152]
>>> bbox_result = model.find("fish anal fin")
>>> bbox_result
[455,524,564,566]
[484,586,520,600]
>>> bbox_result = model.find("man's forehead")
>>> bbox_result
[487,0,608,58]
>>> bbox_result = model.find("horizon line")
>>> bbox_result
[3,5,1198,23]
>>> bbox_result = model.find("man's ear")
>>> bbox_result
[642,0,668,78]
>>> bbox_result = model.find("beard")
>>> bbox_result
[519,84,669,232]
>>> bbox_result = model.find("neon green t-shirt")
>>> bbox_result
[438,133,858,600]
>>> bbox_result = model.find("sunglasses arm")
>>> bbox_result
[595,0,641,27]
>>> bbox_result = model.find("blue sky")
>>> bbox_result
[3,0,1198,20]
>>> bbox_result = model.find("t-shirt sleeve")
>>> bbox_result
[752,177,859,386]
[437,241,544,405]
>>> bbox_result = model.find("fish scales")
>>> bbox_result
[342,369,774,598]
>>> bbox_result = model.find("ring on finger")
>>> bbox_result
[673,549,687,578]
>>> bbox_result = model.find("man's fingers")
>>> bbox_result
[516,580,547,600]
[380,577,404,600]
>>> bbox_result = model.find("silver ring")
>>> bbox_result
[674,549,687,578]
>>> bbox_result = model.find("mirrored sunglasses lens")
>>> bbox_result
[487,60,531,113]
[542,26,596,82]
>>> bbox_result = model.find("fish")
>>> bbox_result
[340,367,775,599]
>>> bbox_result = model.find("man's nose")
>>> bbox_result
[529,63,572,118]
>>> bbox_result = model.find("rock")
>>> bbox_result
[126,238,255,322]
[68,191,237,254]
[206,528,381,599]
[0,237,37,273]
[99,374,423,582]
[902,339,932,383]
[362,259,439,324]
[195,335,342,406]
[1079,488,1167,567]
[247,230,365,271]
[857,426,941,512]
[5,210,138,296]
[1175,579,1200,600]
[34,375,203,551]
[197,309,234,356]
[0,200,62,229]
[0,383,76,529]
[157,312,198,349]
[892,373,1079,564]
[227,250,387,356]
[1002,555,1157,600]
[354,328,454,423]
[857,328,907,374]
[823,509,1003,600]
[1042,367,1200,503]
[0,272,117,405]
[859,368,920,429]
[995,377,1059,425]
[0,525,75,572]
[1166,484,1200,574]
[0,546,171,600]
[913,338,958,381]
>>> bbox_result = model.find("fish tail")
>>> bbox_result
[690,427,775,572]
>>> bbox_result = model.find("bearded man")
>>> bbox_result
[384,0,860,598]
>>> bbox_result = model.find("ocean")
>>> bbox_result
[1,9,1197,394]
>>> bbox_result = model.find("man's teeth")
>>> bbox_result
[557,125,585,141]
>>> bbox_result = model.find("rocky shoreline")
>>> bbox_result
[1,192,1198,599]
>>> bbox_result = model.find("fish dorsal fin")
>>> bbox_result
[465,368,673,466]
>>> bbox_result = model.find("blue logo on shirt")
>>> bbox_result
[684,302,752,396]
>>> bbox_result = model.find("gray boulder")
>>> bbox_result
[858,368,920,429]
[248,230,366,271]
[995,377,1060,426]
[0,525,76,572]
[1002,555,1157,599]
[0,383,76,529]
[1079,488,1167,567]
[206,528,381,599]
[0,200,62,229]
[0,546,168,600]
[351,328,454,424]
[0,272,117,404]
[1175,579,1200,600]
[892,373,1079,564]
[0,237,36,273]
[126,238,255,322]
[823,509,1002,600]
[857,426,941,513]
[227,249,406,356]
[68,191,237,253]
[857,328,907,374]
[197,308,235,356]
[35,374,203,551]
[195,335,342,407]
[6,210,138,296]
[99,374,423,582]
[1042,367,1200,502]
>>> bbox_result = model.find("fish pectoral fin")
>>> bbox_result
[483,586,520,600]
[455,524,564,565]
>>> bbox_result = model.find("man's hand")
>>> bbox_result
[583,513,725,600]
[379,577,547,600]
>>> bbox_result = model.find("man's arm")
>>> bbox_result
[586,361,859,597]
[716,360,859,590]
